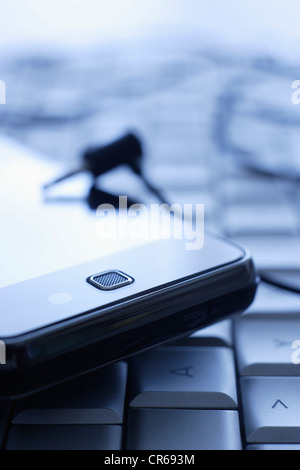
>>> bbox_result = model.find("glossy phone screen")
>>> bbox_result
[0,137,148,289]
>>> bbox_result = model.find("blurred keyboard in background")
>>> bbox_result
[1,35,300,450]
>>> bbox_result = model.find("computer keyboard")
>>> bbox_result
[2,301,300,450]
[1,33,300,450]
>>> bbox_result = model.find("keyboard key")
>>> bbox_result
[171,319,233,347]
[241,377,300,443]
[129,346,238,409]
[126,409,242,450]
[223,204,299,237]
[231,236,300,271]
[259,269,300,294]
[221,177,287,205]
[244,282,300,315]
[147,165,211,191]
[13,362,127,424]
[247,444,300,450]
[234,315,300,376]
[6,424,122,450]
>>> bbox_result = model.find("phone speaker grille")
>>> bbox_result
[87,270,134,291]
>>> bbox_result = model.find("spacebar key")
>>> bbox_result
[127,409,242,450]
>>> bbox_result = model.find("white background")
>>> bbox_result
[1,0,300,59]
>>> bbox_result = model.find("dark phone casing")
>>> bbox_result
[0,233,258,398]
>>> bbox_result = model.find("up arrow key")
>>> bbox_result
[272,399,288,409]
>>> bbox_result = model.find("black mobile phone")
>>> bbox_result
[0,233,257,398]
[0,138,258,398]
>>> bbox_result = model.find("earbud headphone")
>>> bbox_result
[43,132,168,209]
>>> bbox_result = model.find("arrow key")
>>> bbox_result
[272,399,288,410]
[241,377,300,443]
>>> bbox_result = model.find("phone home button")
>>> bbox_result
[87,270,134,291]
